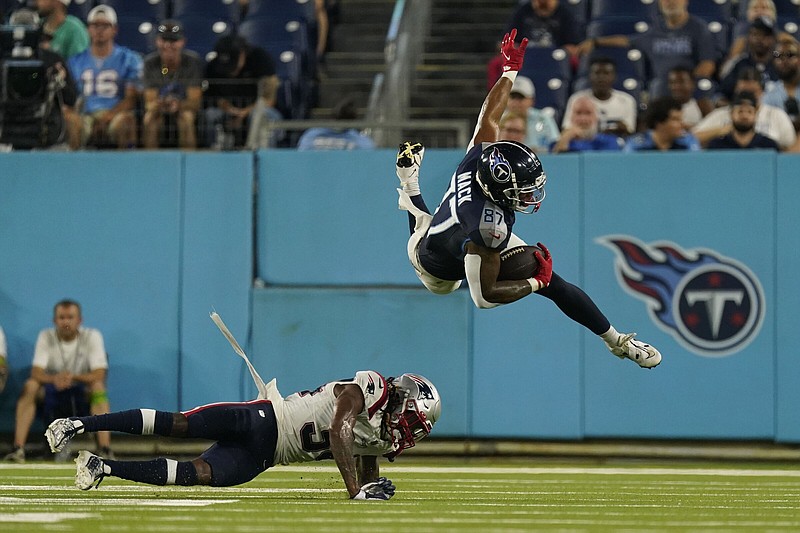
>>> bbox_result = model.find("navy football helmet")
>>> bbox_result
[476,141,546,213]
[381,374,441,460]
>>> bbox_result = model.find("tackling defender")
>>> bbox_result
[46,371,440,500]
[395,29,661,369]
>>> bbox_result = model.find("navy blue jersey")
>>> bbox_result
[418,144,516,281]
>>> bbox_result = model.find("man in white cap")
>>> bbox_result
[505,75,560,153]
[65,5,143,149]
[36,0,89,59]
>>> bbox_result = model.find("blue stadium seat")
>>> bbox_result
[687,0,732,60]
[175,13,233,59]
[562,0,589,27]
[67,0,95,21]
[590,0,657,21]
[518,47,572,122]
[245,0,315,21]
[95,0,168,21]
[172,0,241,25]
[586,17,653,38]
[689,0,733,22]
[238,15,311,74]
[114,15,156,55]
[260,43,306,118]
[777,15,800,39]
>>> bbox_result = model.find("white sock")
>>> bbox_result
[600,326,621,344]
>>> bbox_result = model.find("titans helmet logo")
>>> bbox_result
[597,236,765,357]
[489,147,512,183]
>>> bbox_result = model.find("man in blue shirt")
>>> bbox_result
[65,5,142,149]
[625,96,700,151]
[297,96,375,150]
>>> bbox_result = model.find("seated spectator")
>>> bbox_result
[1,8,78,150]
[551,96,624,153]
[692,67,798,151]
[563,56,638,137]
[726,0,792,63]
[707,91,780,150]
[65,5,141,149]
[3,300,111,463]
[667,66,707,129]
[0,325,7,394]
[762,38,800,132]
[498,110,528,143]
[506,75,560,153]
[718,16,779,102]
[204,34,278,149]
[142,20,204,150]
[297,96,374,150]
[506,0,584,58]
[580,0,717,99]
[624,96,701,151]
[246,76,286,149]
[37,0,89,60]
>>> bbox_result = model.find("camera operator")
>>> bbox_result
[0,8,77,150]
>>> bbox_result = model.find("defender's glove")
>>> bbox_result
[530,242,553,290]
[501,29,528,73]
[352,477,396,501]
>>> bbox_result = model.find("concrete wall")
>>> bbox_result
[1,150,798,442]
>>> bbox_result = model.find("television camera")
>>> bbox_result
[0,23,67,149]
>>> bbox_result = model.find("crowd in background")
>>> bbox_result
[1,0,799,152]
[489,0,800,152]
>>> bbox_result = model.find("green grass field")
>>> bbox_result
[2,459,800,532]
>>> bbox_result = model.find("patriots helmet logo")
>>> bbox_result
[598,236,765,357]
[488,147,513,183]
[409,374,436,400]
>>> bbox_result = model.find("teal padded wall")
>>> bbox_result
[581,152,776,438]
[0,152,183,424]
[250,287,470,437]
[179,153,254,409]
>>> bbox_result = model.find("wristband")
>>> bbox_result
[527,278,542,292]
[501,70,518,83]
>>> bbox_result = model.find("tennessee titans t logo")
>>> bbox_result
[597,235,765,357]
[489,147,512,183]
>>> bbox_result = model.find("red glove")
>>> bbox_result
[532,242,553,289]
[501,29,528,73]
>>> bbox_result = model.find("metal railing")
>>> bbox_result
[246,118,470,149]
[366,0,460,147]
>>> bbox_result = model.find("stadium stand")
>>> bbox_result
[518,46,572,122]
[590,0,657,21]
[67,0,95,21]
[173,12,232,59]
[171,0,241,24]
[574,46,646,102]
[95,0,168,21]
[586,17,653,39]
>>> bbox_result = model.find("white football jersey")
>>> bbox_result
[271,370,394,465]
